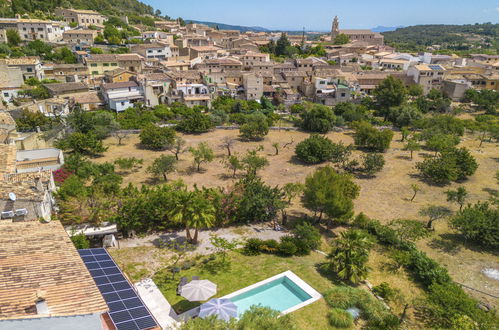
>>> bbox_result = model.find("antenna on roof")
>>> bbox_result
[8,192,16,201]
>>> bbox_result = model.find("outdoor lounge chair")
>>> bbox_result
[177,276,188,295]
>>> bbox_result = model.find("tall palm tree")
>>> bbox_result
[327,229,373,284]
[188,193,216,244]
[169,190,216,244]
[169,190,193,242]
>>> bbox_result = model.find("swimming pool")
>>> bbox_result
[221,270,321,316]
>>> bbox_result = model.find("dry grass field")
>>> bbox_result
[97,129,499,308]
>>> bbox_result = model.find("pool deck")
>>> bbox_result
[221,270,322,315]
[175,270,322,322]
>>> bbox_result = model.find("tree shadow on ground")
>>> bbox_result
[395,155,412,161]
[428,237,462,255]
[172,300,199,315]
[287,155,312,166]
[153,233,192,249]
[142,176,162,185]
[437,233,499,255]
[199,256,231,275]
[315,262,347,286]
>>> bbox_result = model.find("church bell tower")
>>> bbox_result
[331,16,339,40]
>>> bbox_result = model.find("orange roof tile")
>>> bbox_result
[0,221,108,319]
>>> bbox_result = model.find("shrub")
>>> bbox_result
[324,286,358,309]
[406,249,451,287]
[71,233,90,249]
[328,308,354,328]
[239,113,269,141]
[292,222,321,255]
[372,282,397,302]
[450,202,498,249]
[416,147,478,184]
[177,111,214,133]
[300,104,337,133]
[324,286,399,328]
[242,238,263,255]
[362,153,385,176]
[422,282,497,329]
[260,239,279,253]
[352,121,393,152]
[139,123,176,150]
[295,134,335,164]
[278,237,298,256]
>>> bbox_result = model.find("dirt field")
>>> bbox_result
[97,129,499,307]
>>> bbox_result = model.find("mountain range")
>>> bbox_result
[187,19,404,33]
[186,19,270,32]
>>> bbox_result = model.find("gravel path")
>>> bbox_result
[119,224,288,255]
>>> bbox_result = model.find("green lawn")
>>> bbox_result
[153,251,335,329]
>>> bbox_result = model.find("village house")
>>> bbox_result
[55,8,107,27]
[85,53,143,76]
[6,56,43,81]
[141,31,175,45]
[62,29,98,45]
[72,91,105,111]
[24,97,73,117]
[104,68,135,83]
[407,64,446,94]
[15,148,65,174]
[101,81,144,112]
[16,19,67,42]
[52,63,89,83]
[240,51,270,68]
[189,45,222,60]
[0,59,23,102]
[166,81,211,107]
[130,42,172,60]
[312,76,352,105]
[44,82,89,97]
[138,72,172,106]
[243,73,263,100]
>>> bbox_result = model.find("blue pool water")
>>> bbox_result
[229,276,312,316]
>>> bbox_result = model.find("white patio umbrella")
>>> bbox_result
[199,298,238,321]
[180,279,217,301]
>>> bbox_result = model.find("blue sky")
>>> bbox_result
[143,0,498,30]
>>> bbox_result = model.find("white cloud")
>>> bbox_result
[496,7,499,12]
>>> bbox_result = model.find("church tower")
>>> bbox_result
[331,16,339,41]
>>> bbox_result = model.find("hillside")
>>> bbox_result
[0,0,155,18]
[382,23,498,53]
[186,19,269,32]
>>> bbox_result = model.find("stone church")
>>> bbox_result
[330,16,384,46]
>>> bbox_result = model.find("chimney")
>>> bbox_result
[35,290,50,315]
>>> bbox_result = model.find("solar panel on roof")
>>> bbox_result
[429,65,442,70]
[78,248,158,330]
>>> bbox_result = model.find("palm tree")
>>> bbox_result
[188,193,216,244]
[169,190,216,244]
[327,229,373,284]
[169,190,194,242]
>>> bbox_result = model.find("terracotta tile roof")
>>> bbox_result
[63,29,97,35]
[72,91,103,104]
[0,111,15,126]
[102,81,138,90]
[5,57,41,66]
[86,54,119,62]
[190,46,221,52]
[44,82,88,94]
[4,170,53,183]
[0,144,16,180]
[117,54,144,61]
[0,221,108,319]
